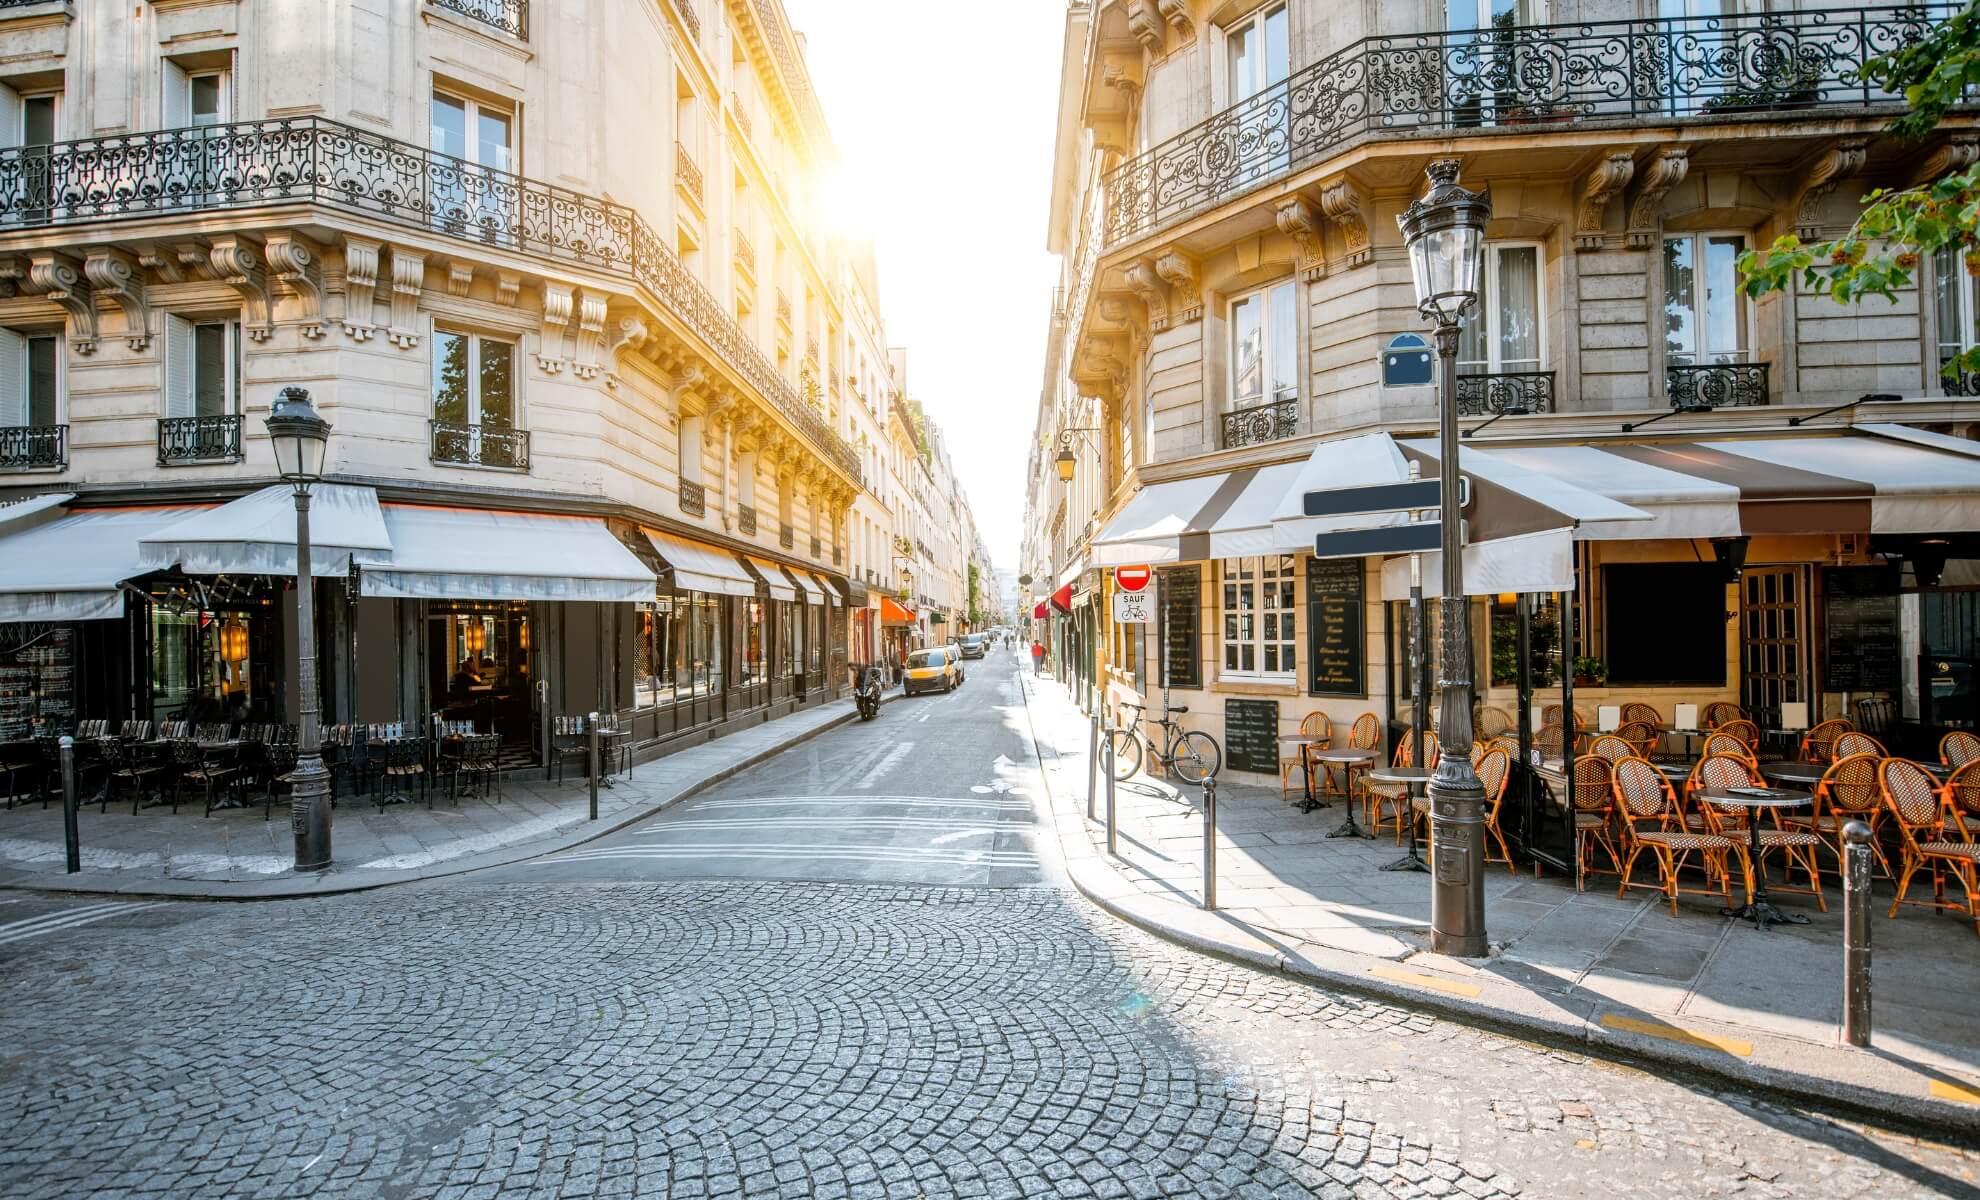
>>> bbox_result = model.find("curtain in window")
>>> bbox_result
[1496,246,1540,372]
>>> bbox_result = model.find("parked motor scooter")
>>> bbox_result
[853,663,883,721]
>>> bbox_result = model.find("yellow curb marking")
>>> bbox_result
[1599,1013,1752,1058]
[1369,965,1483,998]
[1930,1080,1980,1106]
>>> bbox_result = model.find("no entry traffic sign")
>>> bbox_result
[1114,564,1152,593]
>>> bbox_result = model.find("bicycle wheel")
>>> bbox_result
[1109,728,1142,780]
[1168,731,1221,784]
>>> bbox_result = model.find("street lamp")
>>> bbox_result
[1397,158,1492,958]
[1053,427,1100,482]
[267,385,333,872]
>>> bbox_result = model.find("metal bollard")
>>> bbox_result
[1842,819,1874,1048]
[1104,725,1117,856]
[1202,775,1218,911]
[59,735,78,875]
[1087,710,1100,822]
[587,712,601,822]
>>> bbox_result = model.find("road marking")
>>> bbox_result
[0,901,167,947]
[856,742,917,789]
[930,829,997,844]
[1930,1080,1980,1106]
[631,818,1030,835]
[536,846,1036,868]
[1368,965,1483,998]
[1598,1013,1752,1058]
[695,795,1030,811]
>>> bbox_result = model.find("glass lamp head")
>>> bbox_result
[265,386,331,482]
[1397,159,1492,325]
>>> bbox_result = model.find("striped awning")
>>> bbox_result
[1091,462,1307,566]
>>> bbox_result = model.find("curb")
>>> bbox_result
[1,690,899,903]
[1015,674,1980,1139]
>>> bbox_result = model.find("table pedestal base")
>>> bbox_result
[1381,844,1429,873]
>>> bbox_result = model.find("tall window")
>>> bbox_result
[1457,244,1543,375]
[1447,0,1535,29]
[432,330,515,428]
[1229,280,1297,411]
[432,89,515,238]
[1933,246,1980,383]
[1225,4,1288,103]
[1221,555,1296,679]
[0,330,57,428]
[166,317,240,418]
[165,64,228,128]
[1664,233,1750,365]
[678,415,704,485]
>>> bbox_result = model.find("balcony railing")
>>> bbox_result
[430,419,529,470]
[735,232,755,276]
[1455,370,1555,417]
[1220,397,1298,449]
[1940,359,1980,397]
[674,0,700,39]
[1106,5,1949,248]
[779,522,795,550]
[1665,362,1770,410]
[0,115,863,485]
[0,424,65,472]
[157,414,242,465]
[738,504,757,535]
[679,479,706,517]
[674,142,703,207]
[428,0,527,39]
[810,535,822,558]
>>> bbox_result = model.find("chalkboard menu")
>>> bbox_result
[0,623,75,741]
[1306,557,1365,697]
[1159,566,1201,689]
[1224,698,1279,774]
[1823,566,1900,692]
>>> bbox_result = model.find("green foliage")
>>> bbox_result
[967,563,982,626]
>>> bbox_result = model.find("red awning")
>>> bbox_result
[1050,583,1074,614]
[1032,601,1047,619]
[880,595,917,625]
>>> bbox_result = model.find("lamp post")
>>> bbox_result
[267,386,333,872]
[1397,158,1493,958]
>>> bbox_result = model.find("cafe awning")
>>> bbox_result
[361,504,653,602]
[741,556,798,602]
[1032,601,1047,619]
[0,504,210,621]
[1092,463,1309,566]
[783,566,827,606]
[881,595,917,625]
[139,483,392,577]
[822,571,868,607]
[640,527,756,596]
[1050,583,1074,613]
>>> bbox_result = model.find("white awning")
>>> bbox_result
[1056,556,1086,590]
[642,527,756,596]
[1091,475,1230,566]
[0,504,209,621]
[361,505,654,602]
[786,567,827,605]
[745,556,798,602]
[139,484,391,577]
[1271,432,1422,548]
[0,492,74,531]
[1379,527,1575,598]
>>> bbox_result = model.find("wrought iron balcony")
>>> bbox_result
[1665,362,1770,410]
[810,535,822,558]
[678,479,707,517]
[1455,371,1555,417]
[1220,397,1298,449]
[833,547,842,567]
[674,142,703,208]
[779,522,795,551]
[428,0,526,39]
[734,232,755,276]
[430,420,529,470]
[674,0,700,39]
[157,414,242,465]
[738,504,757,535]
[0,115,863,486]
[0,424,64,472]
[1106,5,1949,248]
[1940,359,1980,397]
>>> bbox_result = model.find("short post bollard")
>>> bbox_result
[1087,710,1100,821]
[587,712,601,822]
[1842,819,1874,1048]
[1202,775,1218,911]
[1104,725,1118,856]
[59,735,79,875]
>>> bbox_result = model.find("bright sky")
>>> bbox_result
[784,0,1064,572]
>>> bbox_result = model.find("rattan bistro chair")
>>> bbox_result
[1366,733,1436,841]
[1833,732,1886,760]
[1571,756,1619,892]
[1588,735,1635,764]
[1278,711,1331,803]
[1476,706,1514,739]
[1615,720,1660,759]
[1880,757,1980,935]
[1788,752,1890,880]
[1702,733,1758,765]
[1800,719,1854,765]
[1341,713,1381,802]
[1692,753,1826,911]
[1715,719,1761,752]
[1621,702,1662,728]
[1478,748,1514,873]
[1613,756,1740,916]
[1702,702,1747,729]
[1941,730,1980,769]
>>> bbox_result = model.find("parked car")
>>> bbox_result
[959,633,987,660]
[903,647,960,695]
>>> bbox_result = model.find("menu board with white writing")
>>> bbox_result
[1160,566,1201,689]
[0,623,75,741]
[1224,698,1280,775]
[1823,567,1899,693]
[1306,557,1365,697]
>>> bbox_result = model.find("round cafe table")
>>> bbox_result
[1311,748,1378,836]
[1277,733,1333,812]
[1759,761,1827,788]
[1698,787,1815,930]
[1370,765,1433,872]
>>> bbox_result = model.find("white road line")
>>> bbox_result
[635,818,1031,833]
[0,901,128,937]
[694,795,1031,810]
[0,902,166,946]
[854,742,916,790]
[536,847,1036,868]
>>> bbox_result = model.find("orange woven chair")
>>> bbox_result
[1278,711,1332,802]
[1536,724,1571,762]
[1588,734,1635,763]
[1702,733,1757,764]
[1543,704,1589,731]
[1949,760,1980,836]
[1715,719,1761,751]
[1691,754,1825,911]
[1831,731,1884,760]
[1880,758,1980,935]
[1940,730,1980,769]
[1702,702,1747,728]
[1476,707,1513,739]
[1571,756,1618,891]
[1478,747,1514,872]
[1365,733,1436,841]
[1613,756,1740,916]
[1800,719,1853,764]
[1792,752,1888,879]
[1615,720,1660,759]
[1341,712,1382,801]
[1487,735,1521,762]
[1621,702,1662,727]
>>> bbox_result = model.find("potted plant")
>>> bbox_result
[1572,656,1608,687]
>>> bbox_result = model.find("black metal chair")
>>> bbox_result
[465,733,503,802]
[550,718,591,784]
[0,750,32,810]
[262,741,300,820]
[1852,695,1896,741]
[377,737,427,808]
[102,738,166,814]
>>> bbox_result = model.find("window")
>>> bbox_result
[431,329,515,428]
[1225,4,1288,103]
[1,89,57,220]
[431,89,516,239]
[636,591,724,707]
[1933,246,1980,383]
[1457,243,1543,375]
[0,331,58,427]
[1447,0,1537,30]
[736,450,757,509]
[1229,280,1297,411]
[165,316,240,418]
[165,64,228,128]
[432,90,513,171]
[737,598,766,686]
[1663,233,1750,365]
[1221,555,1296,679]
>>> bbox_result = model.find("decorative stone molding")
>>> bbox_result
[1318,177,1372,268]
[263,231,326,339]
[572,291,609,381]
[1625,147,1689,248]
[445,260,474,298]
[82,247,150,350]
[1127,1,1163,51]
[1073,331,1128,402]
[495,270,522,306]
[1913,134,1979,187]
[1793,136,1870,241]
[1157,0,1191,37]
[608,316,653,360]
[1123,259,1170,331]
[1575,151,1635,251]
[537,282,573,372]
[1152,250,1200,324]
[1274,195,1326,280]
[386,247,425,348]
[30,253,95,354]
[340,236,381,341]
[136,237,212,284]
[208,236,276,342]
[1097,289,1145,339]
[669,362,706,411]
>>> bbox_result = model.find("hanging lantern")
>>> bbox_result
[518,618,529,651]
[464,619,486,655]
[220,618,249,663]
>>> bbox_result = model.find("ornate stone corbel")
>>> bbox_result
[83,247,150,350]
[1157,0,1192,37]
[30,253,95,354]
[1127,1,1163,51]
[1794,137,1870,241]
[1275,195,1326,280]
[1318,178,1372,268]
[1575,151,1635,252]
[263,231,326,339]
[572,291,608,381]
[495,271,522,306]
[1913,134,1980,187]
[340,236,381,341]
[1097,289,1145,339]
[537,282,573,372]
[608,316,653,360]
[445,260,474,298]
[386,247,425,348]
[1152,250,1200,324]
[168,240,217,282]
[669,362,706,412]
[1625,147,1689,248]
[1073,332,1128,402]
[208,236,277,342]
[0,256,26,298]
[137,242,187,284]
[1123,259,1170,331]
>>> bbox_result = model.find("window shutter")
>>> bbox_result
[165,315,194,418]
[0,329,24,427]
[163,62,190,129]
[0,87,21,151]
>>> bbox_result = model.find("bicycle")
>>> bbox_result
[1109,699,1221,784]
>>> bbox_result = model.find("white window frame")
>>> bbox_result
[0,328,60,428]
[1662,231,1754,366]
[1457,240,1547,376]
[1932,245,1978,380]
[1228,278,1299,413]
[1218,3,1289,108]
[1220,555,1297,682]
[1447,0,1544,30]
[679,414,705,485]
[164,315,241,419]
[430,327,517,427]
[430,88,515,171]
[165,63,230,130]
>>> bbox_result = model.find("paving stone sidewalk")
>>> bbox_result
[1018,670,1980,1133]
[0,689,892,899]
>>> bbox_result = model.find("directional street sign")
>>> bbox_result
[1302,477,1467,518]
[1113,564,1152,593]
[1311,522,1445,560]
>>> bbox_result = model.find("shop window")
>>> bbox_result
[637,591,724,707]
[1663,233,1751,365]
[737,597,767,687]
[0,330,60,427]
[777,601,798,676]
[1221,555,1296,680]
[165,317,240,418]
[1487,593,1560,689]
